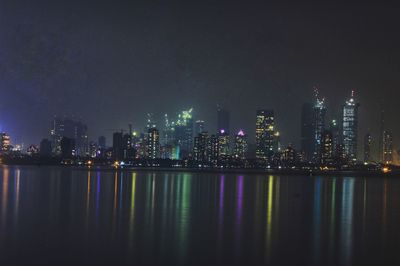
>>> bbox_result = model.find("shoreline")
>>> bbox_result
[1,164,398,177]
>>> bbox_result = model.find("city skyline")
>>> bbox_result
[0,2,399,152]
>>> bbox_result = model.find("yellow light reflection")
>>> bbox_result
[266,175,274,262]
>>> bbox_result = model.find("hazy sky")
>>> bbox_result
[0,1,399,159]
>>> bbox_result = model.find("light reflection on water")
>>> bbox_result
[0,166,400,266]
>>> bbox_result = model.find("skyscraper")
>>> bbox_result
[255,109,274,161]
[217,106,230,134]
[174,108,194,158]
[217,129,230,161]
[233,130,248,160]
[383,130,393,164]
[193,132,208,163]
[364,133,372,162]
[207,135,219,167]
[342,91,360,162]
[147,127,160,159]
[312,91,327,162]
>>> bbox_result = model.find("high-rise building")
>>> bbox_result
[147,127,160,159]
[174,109,194,158]
[217,129,230,161]
[193,132,209,163]
[207,135,219,167]
[321,130,333,164]
[50,117,88,156]
[217,106,230,134]
[300,103,315,161]
[364,133,372,162]
[312,91,327,162]
[329,119,340,159]
[342,91,360,162]
[233,130,248,160]
[195,120,205,136]
[255,109,274,161]
[0,132,11,153]
[383,130,393,164]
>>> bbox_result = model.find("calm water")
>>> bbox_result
[0,166,399,266]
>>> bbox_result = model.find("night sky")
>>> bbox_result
[1,2,399,158]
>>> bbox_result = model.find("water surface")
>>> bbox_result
[0,166,399,265]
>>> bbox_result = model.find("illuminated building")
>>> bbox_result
[312,89,326,162]
[255,109,274,161]
[123,133,135,160]
[282,144,296,164]
[342,91,359,162]
[233,130,248,160]
[217,106,230,134]
[217,129,230,163]
[193,132,209,162]
[329,120,340,158]
[383,130,393,164]
[195,120,205,136]
[273,131,281,153]
[60,137,75,158]
[207,135,219,167]
[300,103,314,161]
[321,130,333,164]
[39,139,52,157]
[364,133,372,162]
[50,117,88,156]
[0,133,11,153]
[173,108,194,158]
[147,127,160,159]
[162,114,174,146]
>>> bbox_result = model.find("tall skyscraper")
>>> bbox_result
[255,109,274,161]
[217,106,230,134]
[300,103,314,161]
[383,130,393,164]
[50,117,88,156]
[174,108,194,158]
[233,130,248,160]
[342,91,360,162]
[329,119,340,159]
[193,132,208,163]
[147,127,160,159]
[312,91,327,162]
[217,129,230,161]
[364,133,372,162]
